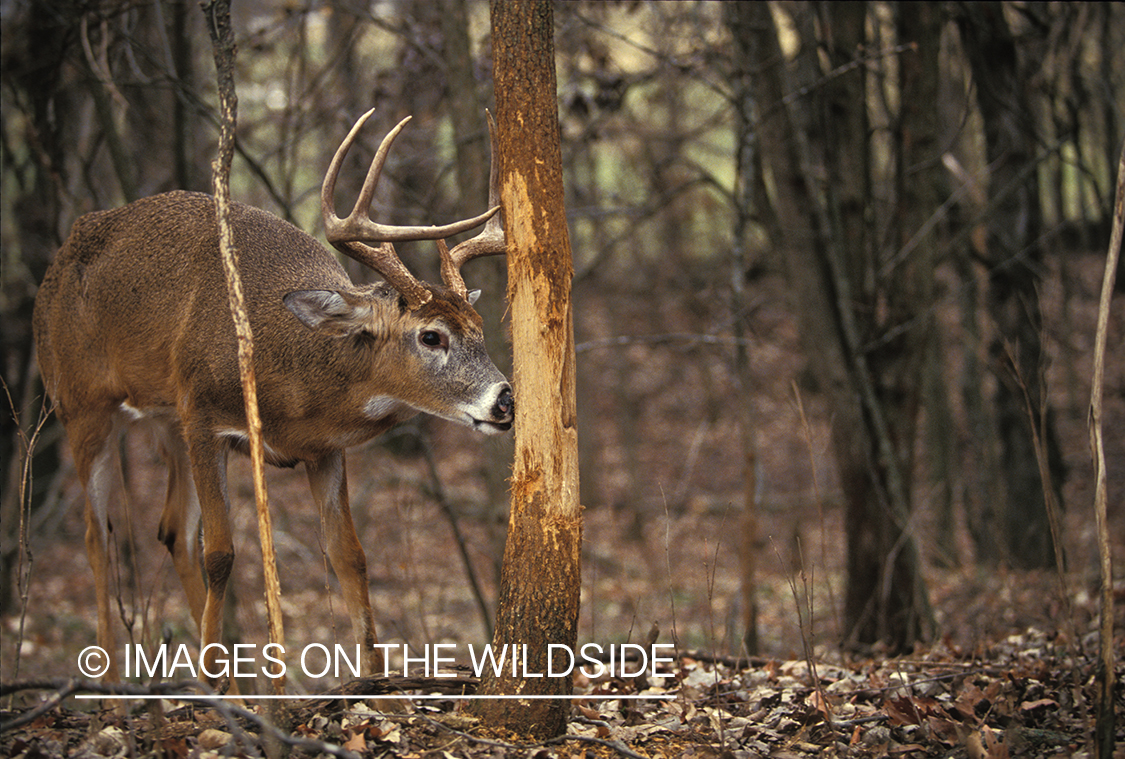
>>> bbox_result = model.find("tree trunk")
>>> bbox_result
[894,3,950,567]
[171,0,199,192]
[739,0,933,651]
[0,0,75,618]
[724,0,763,657]
[472,0,581,740]
[956,1,1064,570]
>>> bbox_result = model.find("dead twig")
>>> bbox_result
[1,377,52,701]
[289,674,479,721]
[201,0,285,689]
[1089,139,1123,759]
[413,709,652,759]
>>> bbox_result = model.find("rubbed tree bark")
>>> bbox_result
[202,0,285,689]
[956,1,1065,570]
[472,0,581,740]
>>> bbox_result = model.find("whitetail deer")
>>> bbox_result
[33,109,510,683]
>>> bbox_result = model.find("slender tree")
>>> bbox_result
[724,0,763,657]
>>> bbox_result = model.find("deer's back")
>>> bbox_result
[34,190,352,426]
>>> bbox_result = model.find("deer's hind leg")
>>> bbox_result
[68,405,131,683]
[182,430,235,683]
[155,420,206,630]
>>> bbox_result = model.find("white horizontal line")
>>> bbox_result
[75,693,675,701]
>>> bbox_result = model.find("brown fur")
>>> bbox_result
[35,190,511,683]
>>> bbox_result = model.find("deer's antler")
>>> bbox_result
[322,109,500,309]
[439,111,507,299]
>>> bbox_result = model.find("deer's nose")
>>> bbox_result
[495,386,514,418]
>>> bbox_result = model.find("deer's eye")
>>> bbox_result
[420,330,447,349]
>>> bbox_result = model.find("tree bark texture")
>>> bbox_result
[739,1,933,650]
[956,1,1065,570]
[725,0,762,657]
[0,0,72,617]
[820,0,934,651]
[473,0,581,740]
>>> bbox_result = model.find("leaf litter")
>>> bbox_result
[3,623,1119,758]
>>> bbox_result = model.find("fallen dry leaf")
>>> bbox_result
[342,728,366,753]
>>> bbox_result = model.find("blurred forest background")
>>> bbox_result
[1,0,1123,689]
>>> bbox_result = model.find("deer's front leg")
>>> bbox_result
[187,435,235,684]
[306,451,382,676]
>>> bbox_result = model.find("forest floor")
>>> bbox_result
[1,588,1122,758]
[2,448,1123,758]
[3,251,1123,756]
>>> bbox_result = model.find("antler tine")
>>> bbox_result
[440,111,507,298]
[322,110,501,309]
[323,111,498,243]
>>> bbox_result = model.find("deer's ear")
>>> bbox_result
[466,289,482,305]
[284,290,378,337]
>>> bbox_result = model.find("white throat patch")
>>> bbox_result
[364,395,407,420]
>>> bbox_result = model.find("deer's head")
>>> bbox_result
[285,110,513,434]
